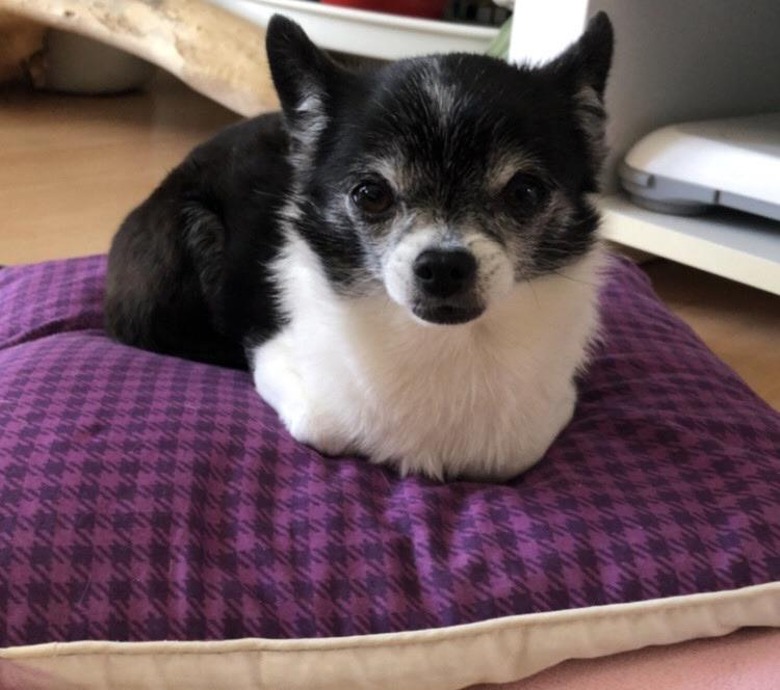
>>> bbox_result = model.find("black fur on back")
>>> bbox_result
[105,115,291,368]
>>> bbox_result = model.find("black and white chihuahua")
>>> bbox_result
[105,14,614,481]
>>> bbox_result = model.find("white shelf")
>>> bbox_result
[600,194,780,296]
[210,0,498,60]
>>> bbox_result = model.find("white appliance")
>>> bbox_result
[620,112,780,222]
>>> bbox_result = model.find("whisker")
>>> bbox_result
[526,278,541,308]
[549,269,601,289]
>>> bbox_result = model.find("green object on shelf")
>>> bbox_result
[486,16,512,60]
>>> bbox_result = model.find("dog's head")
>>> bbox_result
[267,14,613,325]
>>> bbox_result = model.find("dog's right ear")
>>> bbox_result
[541,12,614,182]
[266,15,338,132]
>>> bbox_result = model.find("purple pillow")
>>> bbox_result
[1,255,778,651]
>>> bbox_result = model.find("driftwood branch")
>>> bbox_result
[0,0,279,115]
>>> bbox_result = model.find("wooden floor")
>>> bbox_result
[2,75,778,410]
[642,259,779,409]
[0,74,237,263]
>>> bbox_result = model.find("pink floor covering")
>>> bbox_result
[477,628,780,690]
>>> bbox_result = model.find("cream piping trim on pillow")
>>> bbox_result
[1,583,778,690]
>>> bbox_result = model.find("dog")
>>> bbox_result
[105,13,614,481]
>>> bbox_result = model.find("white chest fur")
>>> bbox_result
[251,235,604,481]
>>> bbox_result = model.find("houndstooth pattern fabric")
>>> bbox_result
[1,255,778,645]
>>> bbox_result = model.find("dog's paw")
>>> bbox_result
[284,404,355,457]
[251,335,355,457]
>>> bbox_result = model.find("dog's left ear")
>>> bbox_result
[266,15,341,141]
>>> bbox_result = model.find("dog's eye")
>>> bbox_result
[350,179,395,216]
[502,173,548,214]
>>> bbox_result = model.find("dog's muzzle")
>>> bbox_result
[411,249,484,325]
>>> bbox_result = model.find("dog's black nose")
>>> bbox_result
[413,249,477,298]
